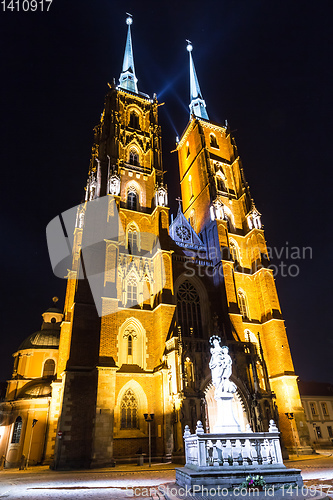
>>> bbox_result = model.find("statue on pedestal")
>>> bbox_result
[209,336,241,433]
[209,336,236,398]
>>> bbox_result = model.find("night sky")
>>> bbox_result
[1,0,332,384]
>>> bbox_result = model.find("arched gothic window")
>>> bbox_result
[188,174,193,199]
[43,359,55,377]
[189,209,196,230]
[225,216,231,232]
[120,389,138,429]
[127,275,138,307]
[229,241,239,263]
[177,281,203,337]
[118,321,146,368]
[11,416,22,444]
[128,335,133,356]
[238,290,249,319]
[129,150,139,166]
[128,229,138,253]
[216,171,226,192]
[210,134,219,148]
[245,329,258,346]
[129,112,140,129]
[127,190,138,211]
[184,357,195,387]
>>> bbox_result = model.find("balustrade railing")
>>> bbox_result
[184,420,283,469]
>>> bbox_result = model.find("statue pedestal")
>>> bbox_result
[178,421,304,491]
[213,393,241,433]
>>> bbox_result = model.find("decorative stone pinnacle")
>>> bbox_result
[196,420,204,434]
[183,425,191,438]
[269,420,278,432]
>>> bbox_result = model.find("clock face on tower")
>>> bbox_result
[175,225,191,240]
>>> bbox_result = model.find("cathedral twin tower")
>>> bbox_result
[0,16,311,468]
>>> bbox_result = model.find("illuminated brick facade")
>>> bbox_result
[0,19,312,468]
[176,115,311,456]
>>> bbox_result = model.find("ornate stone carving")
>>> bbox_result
[247,201,262,230]
[108,174,121,196]
[154,184,168,207]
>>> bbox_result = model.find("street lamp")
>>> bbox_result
[26,419,38,469]
[143,413,154,467]
[285,412,299,457]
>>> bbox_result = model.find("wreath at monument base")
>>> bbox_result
[241,475,266,490]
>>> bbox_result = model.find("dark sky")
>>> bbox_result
[1,0,332,383]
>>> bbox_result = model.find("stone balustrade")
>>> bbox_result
[183,420,283,470]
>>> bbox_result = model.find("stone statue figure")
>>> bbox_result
[209,336,236,398]
[108,174,121,196]
[209,335,240,433]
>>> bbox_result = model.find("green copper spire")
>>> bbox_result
[119,15,138,93]
[186,41,209,120]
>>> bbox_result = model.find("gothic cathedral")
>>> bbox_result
[0,17,311,468]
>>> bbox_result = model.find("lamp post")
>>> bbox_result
[285,412,299,457]
[25,419,38,469]
[143,413,154,467]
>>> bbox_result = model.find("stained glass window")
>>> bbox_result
[177,281,202,337]
[120,389,138,429]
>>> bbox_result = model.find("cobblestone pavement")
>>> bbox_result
[286,453,333,498]
[0,455,332,500]
[0,464,175,499]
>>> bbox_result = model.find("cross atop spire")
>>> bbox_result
[186,41,209,120]
[119,15,138,94]
[175,197,183,213]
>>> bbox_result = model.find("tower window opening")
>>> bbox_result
[129,150,139,166]
[127,276,138,307]
[128,229,138,253]
[127,190,138,211]
[189,209,196,230]
[216,171,226,192]
[128,335,133,356]
[129,112,140,129]
[43,359,55,377]
[210,134,219,149]
[189,175,193,199]
[238,290,249,319]
[229,242,239,263]
[120,389,138,429]
[11,416,22,444]
[177,280,203,337]
[225,216,231,232]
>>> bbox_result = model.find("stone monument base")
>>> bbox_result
[213,394,241,433]
[165,480,330,500]
[176,464,303,489]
